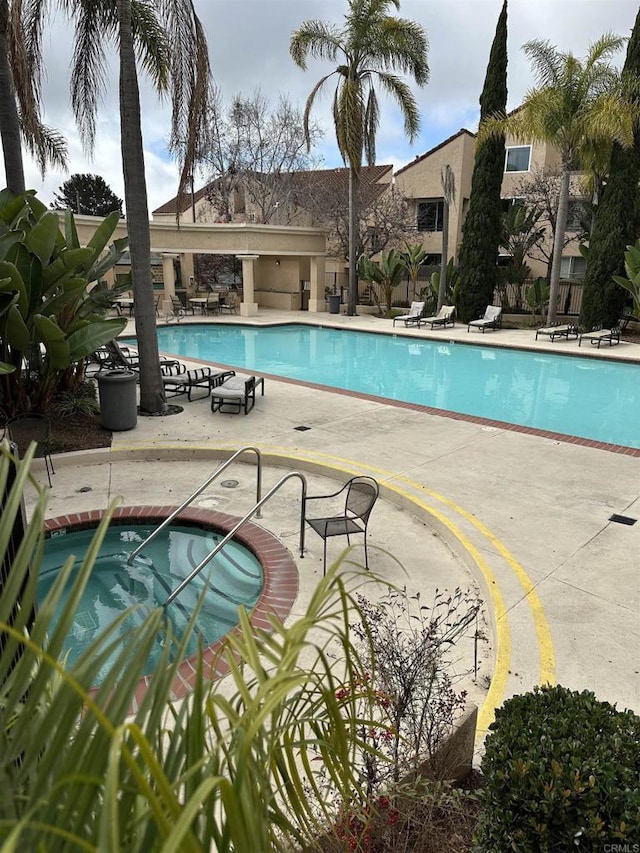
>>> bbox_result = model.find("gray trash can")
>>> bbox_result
[97,369,138,431]
[328,293,341,314]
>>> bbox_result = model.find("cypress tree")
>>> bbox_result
[581,7,640,330]
[457,0,508,324]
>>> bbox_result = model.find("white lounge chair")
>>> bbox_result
[392,301,425,327]
[578,326,621,348]
[419,305,455,329]
[210,372,265,415]
[535,322,579,342]
[468,305,502,333]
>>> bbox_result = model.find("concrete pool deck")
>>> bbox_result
[29,309,640,742]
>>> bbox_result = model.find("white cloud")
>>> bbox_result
[3,0,638,214]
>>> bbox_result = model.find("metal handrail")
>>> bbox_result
[163,471,308,608]
[127,446,263,564]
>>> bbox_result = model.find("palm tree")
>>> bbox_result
[290,0,429,317]
[0,0,67,193]
[25,0,212,414]
[481,34,636,324]
[438,164,455,311]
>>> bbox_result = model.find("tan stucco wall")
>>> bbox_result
[394,133,476,263]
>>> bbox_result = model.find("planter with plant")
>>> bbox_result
[0,189,129,417]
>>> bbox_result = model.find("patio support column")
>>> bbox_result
[308,254,326,313]
[161,254,178,314]
[237,254,259,316]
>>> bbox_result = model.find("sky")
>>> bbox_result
[6,0,639,215]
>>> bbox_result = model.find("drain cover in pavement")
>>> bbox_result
[609,514,637,526]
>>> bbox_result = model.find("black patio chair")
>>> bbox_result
[303,476,379,576]
[6,413,55,487]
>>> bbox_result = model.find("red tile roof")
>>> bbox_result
[152,165,393,216]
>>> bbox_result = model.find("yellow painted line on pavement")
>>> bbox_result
[108,442,554,733]
[248,447,515,735]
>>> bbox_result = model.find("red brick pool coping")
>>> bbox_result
[44,505,299,711]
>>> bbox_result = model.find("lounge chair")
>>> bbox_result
[419,305,455,329]
[535,322,579,342]
[99,340,179,372]
[392,301,425,327]
[210,372,265,415]
[160,363,226,401]
[578,326,621,348]
[303,476,379,576]
[468,305,502,333]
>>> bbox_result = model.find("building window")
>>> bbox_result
[416,199,444,232]
[560,255,586,280]
[565,199,589,232]
[505,146,531,173]
[501,196,527,213]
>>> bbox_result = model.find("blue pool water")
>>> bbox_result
[40,523,263,683]
[143,323,640,448]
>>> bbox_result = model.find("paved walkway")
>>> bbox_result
[30,310,640,744]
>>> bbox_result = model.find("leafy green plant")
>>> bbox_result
[401,243,428,302]
[612,238,640,318]
[0,443,384,851]
[525,275,550,323]
[418,259,460,312]
[475,684,640,851]
[0,189,129,415]
[358,249,407,316]
[51,379,99,417]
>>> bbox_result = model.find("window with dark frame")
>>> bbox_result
[416,199,444,232]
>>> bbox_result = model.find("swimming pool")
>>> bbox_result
[41,519,263,685]
[147,323,640,449]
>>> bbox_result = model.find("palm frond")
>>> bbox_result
[334,75,365,169]
[363,86,379,165]
[372,17,430,84]
[158,0,212,201]
[10,0,42,137]
[290,20,343,68]
[21,119,68,174]
[69,1,114,150]
[374,71,421,141]
[131,0,171,93]
[303,73,336,150]
[523,39,566,87]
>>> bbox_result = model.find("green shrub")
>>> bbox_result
[475,684,640,851]
[53,379,99,416]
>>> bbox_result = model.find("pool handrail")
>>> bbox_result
[163,471,307,608]
[127,446,263,564]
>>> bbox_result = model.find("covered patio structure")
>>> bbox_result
[71,216,329,316]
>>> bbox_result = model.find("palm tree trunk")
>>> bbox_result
[546,166,570,324]
[348,166,359,316]
[117,0,166,414]
[0,0,25,195]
